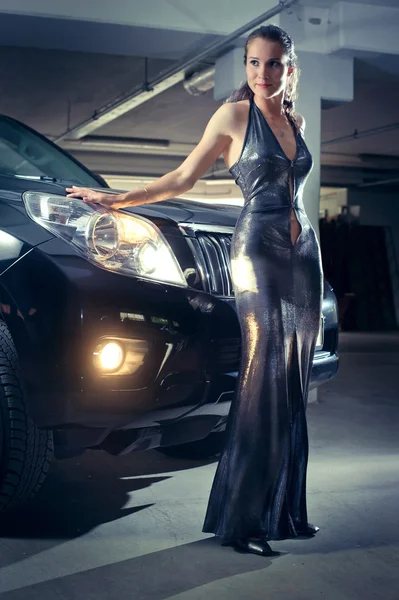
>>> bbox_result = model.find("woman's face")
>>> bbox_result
[245,38,293,100]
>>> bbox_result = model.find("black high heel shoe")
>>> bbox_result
[234,538,274,556]
[296,522,320,536]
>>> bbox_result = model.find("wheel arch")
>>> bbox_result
[0,282,33,365]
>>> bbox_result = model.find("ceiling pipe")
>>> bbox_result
[54,0,299,143]
[357,177,399,188]
[322,122,399,146]
[183,65,215,96]
[61,137,195,156]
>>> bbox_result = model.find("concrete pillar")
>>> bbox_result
[295,56,322,239]
[296,52,353,239]
[214,47,246,103]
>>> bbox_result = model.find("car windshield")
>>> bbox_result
[0,116,104,187]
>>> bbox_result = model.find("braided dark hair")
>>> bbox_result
[226,24,300,131]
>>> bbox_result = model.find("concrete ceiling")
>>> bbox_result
[0,3,399,191]
[301,0,399,5]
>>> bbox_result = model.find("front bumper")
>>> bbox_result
[1,237,241,430]
[1,236,339,454]
[53,349,339,457]
[310,350,339,389]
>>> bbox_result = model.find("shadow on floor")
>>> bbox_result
[0,448,217,567]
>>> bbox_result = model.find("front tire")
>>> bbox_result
[0,321,53,514]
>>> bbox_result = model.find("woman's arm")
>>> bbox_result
[66,103,234,209]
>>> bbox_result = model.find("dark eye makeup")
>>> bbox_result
[249,58,282,67]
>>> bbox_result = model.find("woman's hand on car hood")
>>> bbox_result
[66,186,126,209]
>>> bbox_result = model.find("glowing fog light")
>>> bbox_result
[93,341,125,372]
[92,337,149,376]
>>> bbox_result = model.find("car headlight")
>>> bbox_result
[23,191,187,287]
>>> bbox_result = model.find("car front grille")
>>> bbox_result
[191,231,234,297]
[182,225,334,358]
[177,223,342,370]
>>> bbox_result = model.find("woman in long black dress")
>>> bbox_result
[67,25,323,557]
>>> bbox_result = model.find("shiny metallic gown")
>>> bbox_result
[202,96,323,542]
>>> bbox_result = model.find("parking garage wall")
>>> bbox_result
[347,188,399,327]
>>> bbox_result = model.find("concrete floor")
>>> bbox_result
[0,332,398,600]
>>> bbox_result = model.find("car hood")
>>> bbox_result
[121,197,242,230]
[0,175,241,236]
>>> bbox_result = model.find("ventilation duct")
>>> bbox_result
[183,66,215,96]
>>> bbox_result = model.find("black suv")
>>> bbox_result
[0,115,339,513]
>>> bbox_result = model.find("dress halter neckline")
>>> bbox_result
[252,97,298,163]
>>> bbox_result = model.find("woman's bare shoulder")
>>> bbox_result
[215,100,250,133]
[223,99,250,115]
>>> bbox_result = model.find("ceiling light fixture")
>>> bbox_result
[80,136,170,150]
